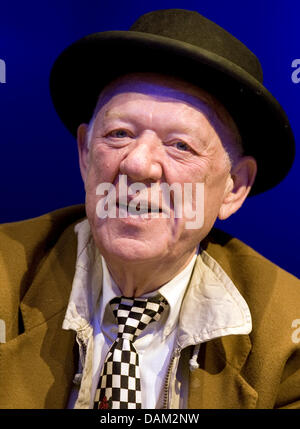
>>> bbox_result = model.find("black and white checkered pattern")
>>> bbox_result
[94,295,168,409]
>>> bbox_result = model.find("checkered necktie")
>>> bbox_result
[94,295,168,409]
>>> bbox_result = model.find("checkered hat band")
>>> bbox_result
[94,295,168,409]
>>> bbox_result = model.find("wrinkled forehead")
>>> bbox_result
[93,73,224,118]
[89,73,242,159]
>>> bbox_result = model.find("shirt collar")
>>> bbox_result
[62,219,102,332]
[176,248,252,349]
[157,251,198,337]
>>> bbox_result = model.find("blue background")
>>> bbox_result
[0,0,299,278]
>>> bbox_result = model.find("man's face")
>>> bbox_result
[78,75,240,266]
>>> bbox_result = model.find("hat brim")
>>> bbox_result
[50,31,295,195]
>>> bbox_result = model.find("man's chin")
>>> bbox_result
[96,235,168,264]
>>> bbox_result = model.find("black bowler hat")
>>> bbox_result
[50,9,295,195]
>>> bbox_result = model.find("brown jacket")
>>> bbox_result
[0,205,299,409]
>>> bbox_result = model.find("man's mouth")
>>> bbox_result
[116,201,163,216]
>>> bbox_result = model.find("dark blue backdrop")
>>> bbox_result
[0,0,299,278]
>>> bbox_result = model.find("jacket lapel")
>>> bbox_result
[188,333,258,409]
[0,222,79,409]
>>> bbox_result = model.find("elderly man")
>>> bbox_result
[0,9,299,410]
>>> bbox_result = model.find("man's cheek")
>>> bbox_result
[84,176,104,221]
[91,153,122,184]
[85,159,110,188]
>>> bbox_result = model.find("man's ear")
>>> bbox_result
[218,156,257,220]
[77,123,89,185]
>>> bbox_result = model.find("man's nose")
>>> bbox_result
[119,132,163,182]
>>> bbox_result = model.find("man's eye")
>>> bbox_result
[108,129,130,138]
[173,141,190,151]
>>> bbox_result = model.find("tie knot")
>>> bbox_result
[110,295,168,342]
